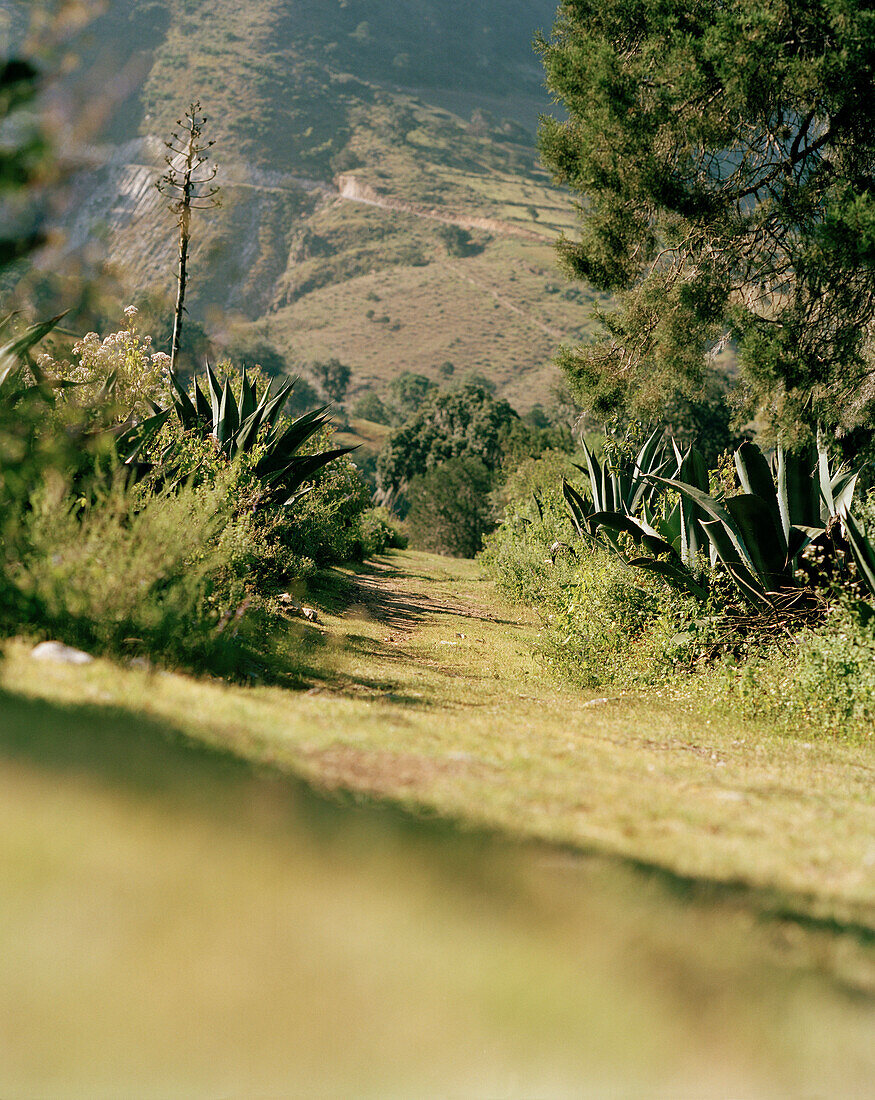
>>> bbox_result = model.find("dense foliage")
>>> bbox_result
[406,457,496,558]
[376,383,519,504]
[538,0,875,441]
[0,313,396,675]
[482,427,875,730]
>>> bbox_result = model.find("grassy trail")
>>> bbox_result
[1,550,874,1095]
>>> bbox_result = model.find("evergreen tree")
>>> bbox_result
[538,0,875,443]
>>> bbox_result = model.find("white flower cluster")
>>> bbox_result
[37,307,172,419]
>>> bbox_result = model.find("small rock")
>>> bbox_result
[31,641,94,666]
[581,697,611,708]
[278,594,319,622]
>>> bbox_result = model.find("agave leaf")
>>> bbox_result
[669,447,709,565]
[4,314,64,361]
[642,497,681,548]
[259,379,298,431]
[700,517,772,607]
[217,378,240,450]
[264,446,357,498]
[818,446,835,517]
[629,455,673,513]
[281,486,315,508]
[562,479,593,538]
[115,407,173,464]
[678,445,710,493]
[724,494,788,584]
[204,362,223,426]
[734,441,783,536]
[193,380,212,423]
[255,408,331,474]
[577,439,605,512]
[237,366,257,424]
[787,525,816,566]
[829,468,859,518]
[776,442,819,538]
[590,510,680,561]
[841,512,875,599]
[602,461,614,512]
[635,426,666,476]
[235,406,268,453]
[0,314,65,396]
[679,500,701,565]
[646,474,754,570]
[670,437,685,476]
[627,557,708,600]
[169,371,199,429]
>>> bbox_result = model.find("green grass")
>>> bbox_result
[3,551,874,924]
[2,550,875,1093]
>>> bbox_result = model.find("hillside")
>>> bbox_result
[24,0,594,410]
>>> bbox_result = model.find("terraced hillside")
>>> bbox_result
[20,0,594,409]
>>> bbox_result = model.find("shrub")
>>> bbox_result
[377,383,518,507]
[693,601,875,735]
[360,507,408,555]
[0,473,272,675]
[481,449,713,688]
[352,390,391,424]
[0,321,374,675]
[406,457,496,558]
[264,436,373,568]
[36,306,172,420]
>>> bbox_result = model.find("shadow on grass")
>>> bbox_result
[2,684,874,956]
[0,686,498,873]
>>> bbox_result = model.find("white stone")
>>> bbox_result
[31,641,94,665]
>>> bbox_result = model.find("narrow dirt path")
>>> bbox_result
[299,552,875,941]
[445,261,567,339]
[349,558,511,633]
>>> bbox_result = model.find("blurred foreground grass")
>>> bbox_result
[2,687,875,1097]
[1,551,875,1095]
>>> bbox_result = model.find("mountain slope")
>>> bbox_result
[33,0,592,409]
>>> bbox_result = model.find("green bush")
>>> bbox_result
[360,508,408,555]
[691,602,875,735]
[0,325,377,674]
[0,472,275,675]
[484,443,875,718]
[407,456,496,558]
[377,383,518,504]
[352,391,391,425]
[481,449,712,688]
[264,435,372,569]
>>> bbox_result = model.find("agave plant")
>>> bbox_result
[0,314,71,403]
[155,363,355,506]
[588,439,861,608]
[562,426,673,543]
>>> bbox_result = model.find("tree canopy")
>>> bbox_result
[538,0,875,442]
[376,383,518,499]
